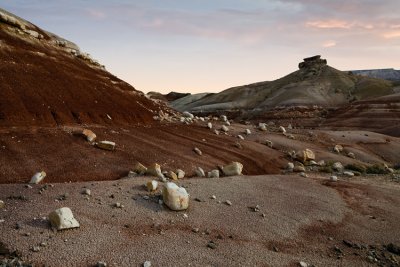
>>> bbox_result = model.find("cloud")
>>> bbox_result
[323,41,337,48]
[306,20,352,29]
[383,31,400,39]
[86,9,107,20]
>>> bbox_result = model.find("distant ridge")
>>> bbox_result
[351,68,400,81]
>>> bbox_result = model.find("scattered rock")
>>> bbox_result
[96,261,107,267]
[330,176,338,182]
[287,162,294,171]
[162,182,189,211]
[245,129,251,135]
[293,163,306,172]
[48,207,80,230]
[221,125,229,132]
[299,261,308,267]
[133,162,148,175]
[207,170,220,178]
[279,126,286,133]
[166,171,178,181]
[82,129,96,142]
[222,162,243,176]
[193,147,202,156]
[237,135,244,140]
[296,149,315,163]
[343,171,354,177]
[211,195,216,199]
[0,200,4,209]
[207,241,217,249]
[207,122,212,129]
[214,130,220,135]
[31,246,40,252]
[300,172,308,178]
[146,163,165,180]
[225,121,231,126]
[114,202,123,208]
[220,115,228,122]
[332,162,344,172]
[81,189,91,196]
[176,169,185,179]
[143,261,151,267]
[347,152,356,159]
[95,141,116,151]
[146,180,158,191]
[258,123,267,131]
[182,111,194,119]
[234,142,242,149]
[265,140,273,148]
[30,171,46,184]
[195,167,205,177]
[225,200,232,206]
[334,144,343,153]
[192,228,200,233]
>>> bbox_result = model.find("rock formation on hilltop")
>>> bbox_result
[0,8,168,127]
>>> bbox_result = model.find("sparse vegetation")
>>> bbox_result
[345,163,367,174]
[366,164,389,174]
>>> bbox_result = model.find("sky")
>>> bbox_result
[2,0,400,94]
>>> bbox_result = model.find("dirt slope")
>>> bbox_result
[0,8,164,127]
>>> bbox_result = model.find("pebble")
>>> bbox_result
[207,241,217,249]
[192,228,199,233]
[211,195,216,199]
[225,200,232,206]
[330,176,338,182]
[0,200,4,209]
[143,261,151,267]
[96,262,107,267]
[193,147,202,156]
[31,246,40,252]
[82,188,91,196]
[299,262,308,267]
[183,213,188,219]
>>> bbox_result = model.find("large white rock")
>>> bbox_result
[245,129,251,135]
[258,123,267,131]
[221,125,229,132]
[133,162,148,175]
[222,162,243,176]
[176,169,185,179]
[295,149,315,163]
[220,115,227,122]
[49,207,80,230]
[162,183,189,211]
[279,126,286,133]
[30,171,46,184]
[332,162,344,172]
[95,141,116,151]
[182,111,194,119]
[207,122,212,129]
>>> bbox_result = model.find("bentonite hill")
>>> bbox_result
[1,7,400,267]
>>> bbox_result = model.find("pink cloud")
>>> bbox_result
[323,41,337,48]
[383,31,400,39]
[306,19,352,29]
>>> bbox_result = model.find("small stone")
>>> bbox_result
[258,123,267,131]
[332,162,344,172]
[82,129,96,142]
[293,164,306,172]
[176,169,185,179]
[192,228,199,233]
[146,180,158,191]
[287,162,294,170]
[143,261,151,267]
[265,140,273,148]
[347,152,355,159]
[225,200,232,206]
[0,200,4,209]
[146,163,165,180]
[207,170,220,178]
[245,129,251,135]
[211,195,216,199]
[166,171,178,181]
[343,171,354,177]
[214,130,220,135]
[330,176,338,182]
[279,126,286,133]
[221,125,229,132]
[299,261,308,267]
[30,171,46,184]
[183,213,188,219]
[96,261,107,267]
[333,144,343,153]
[81,189,91,196]
[299,172,308,178]
[193,147,202,156]
[237,135,244,140]
[31,246,40,252]
[207,241,217,249]
[95,141,116,151]
[220,115,228,122]
[133,162,148,175]
[207,122,212,129]
[195,167,205,177]
[48,207,80,230]
[114,202,123,208]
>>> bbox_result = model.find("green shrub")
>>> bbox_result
[366,164,388,174]
[345,163,367,173]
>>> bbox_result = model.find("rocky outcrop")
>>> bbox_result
[298,55,327,78]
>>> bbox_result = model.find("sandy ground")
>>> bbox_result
[1,174,400,266]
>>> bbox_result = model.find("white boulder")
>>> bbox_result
[82,129,96,142]
[207,122,212,129]
[221,125,229,132]
[207,170,220,178]
[162,182,189,211]
[95,141,116,151]
[147,180,158,191]
[48,207,80,230]
[245,129,251,135]
[279,126,286,133]
[182,111,194,119]
[176,169,185,179]
[195,167,205,177]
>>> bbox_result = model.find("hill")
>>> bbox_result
[351,68,400,82]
